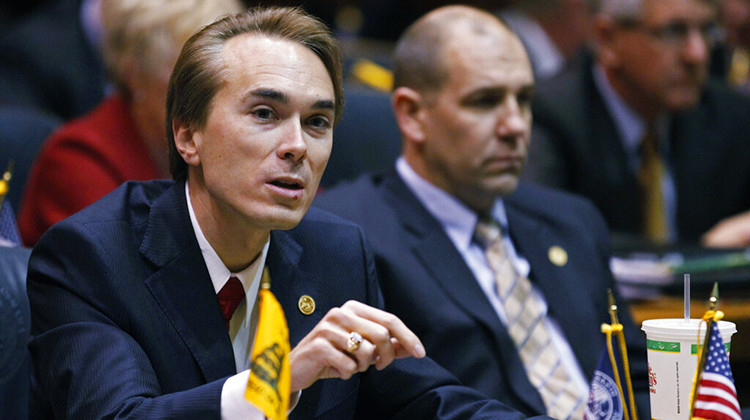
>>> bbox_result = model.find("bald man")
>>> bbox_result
[316,5,650,419]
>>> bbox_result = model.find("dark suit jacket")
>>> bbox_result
[27,179,547,420]
[315,172,650,417]
[525,50,750,244]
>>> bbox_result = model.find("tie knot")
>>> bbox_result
[217,276,245,329]
[474,218,502,249]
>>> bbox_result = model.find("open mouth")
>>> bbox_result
[270,179,303,190]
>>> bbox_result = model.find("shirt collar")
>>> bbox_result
[185,182,269,295]
[593,64,670,164]
[396,157,509,250]
[593,63,647,152]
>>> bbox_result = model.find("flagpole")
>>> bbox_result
[689,282,719,419]
[607,290,638,420]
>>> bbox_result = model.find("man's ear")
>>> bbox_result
[392,86,428,144]
[172,119,200,167]
[593,15,621,68]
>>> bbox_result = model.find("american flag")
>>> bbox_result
[692,325,741,420]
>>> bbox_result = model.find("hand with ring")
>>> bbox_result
[288,300,426,392]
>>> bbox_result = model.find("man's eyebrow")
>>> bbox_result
[248,88,288,103]
[312,99,335,111]
[246,89,334,111]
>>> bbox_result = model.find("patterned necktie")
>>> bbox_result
[638,124,669,244]
[475,219,586,419]
[217,276,245,330]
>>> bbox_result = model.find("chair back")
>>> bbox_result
[0,106,62,211]
[0,246,31,419]
[321,87,401,188]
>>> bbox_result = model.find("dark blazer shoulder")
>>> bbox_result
[59,180,175,227]
[314,172,411,242]
[315,174,384,213]
[532,50,593,121]
[508,182,604,222]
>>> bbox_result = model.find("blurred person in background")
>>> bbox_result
[18,0,242,246]
[712,0,750,91]
[0,0,108,121]
[524,0,750,249]
[499,0,597,80]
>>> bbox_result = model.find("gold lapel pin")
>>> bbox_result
[298,295,315,315]
[548,246,568,267]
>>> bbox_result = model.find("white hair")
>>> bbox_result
[101,0,243,87]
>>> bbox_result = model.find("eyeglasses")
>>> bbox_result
[618,19,722,48]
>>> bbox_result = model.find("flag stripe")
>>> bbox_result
[695,393,741,413]
[695,388,740,411]
[693,401,742,420]
[701,373,737,395]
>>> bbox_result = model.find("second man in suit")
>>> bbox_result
[316,5,649,419]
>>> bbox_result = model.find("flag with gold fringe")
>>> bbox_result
[585,291,638,420]
[245,267,291,420]
[690,288,741,420]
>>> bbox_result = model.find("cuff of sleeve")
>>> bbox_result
[221,370,302,419]
[221,370,263,420]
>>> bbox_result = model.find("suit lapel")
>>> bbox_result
[383,175,502,333]
[266,230,327,347]
[505,193,601,379]
[382,174,545,413]
[268,227,365,418]
[139,182,236,382]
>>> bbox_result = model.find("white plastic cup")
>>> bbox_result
[641,318,736,420]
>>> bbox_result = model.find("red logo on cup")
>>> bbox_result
[648,366,657,394]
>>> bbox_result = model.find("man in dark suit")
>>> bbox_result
[316,5,649,419]
[26,7,550,420]
[523,0,750,248]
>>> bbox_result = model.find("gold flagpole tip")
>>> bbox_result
[607,288,619,325]
[709,282,719,310]
[2,160,14,181]
[607,288,617,312]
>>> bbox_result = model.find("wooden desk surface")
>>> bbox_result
[627,295,750,407]
[628,296,750,325]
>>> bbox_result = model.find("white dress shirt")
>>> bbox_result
[186,182,269,420]
[396,158,589,393]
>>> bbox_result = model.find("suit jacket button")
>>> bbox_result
[298,295,315,315]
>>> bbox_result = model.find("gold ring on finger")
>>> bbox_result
[346,331,364,353]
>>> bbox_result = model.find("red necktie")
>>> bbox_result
[217,276,245,330]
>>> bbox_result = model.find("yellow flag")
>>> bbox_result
[245,267,291,420]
